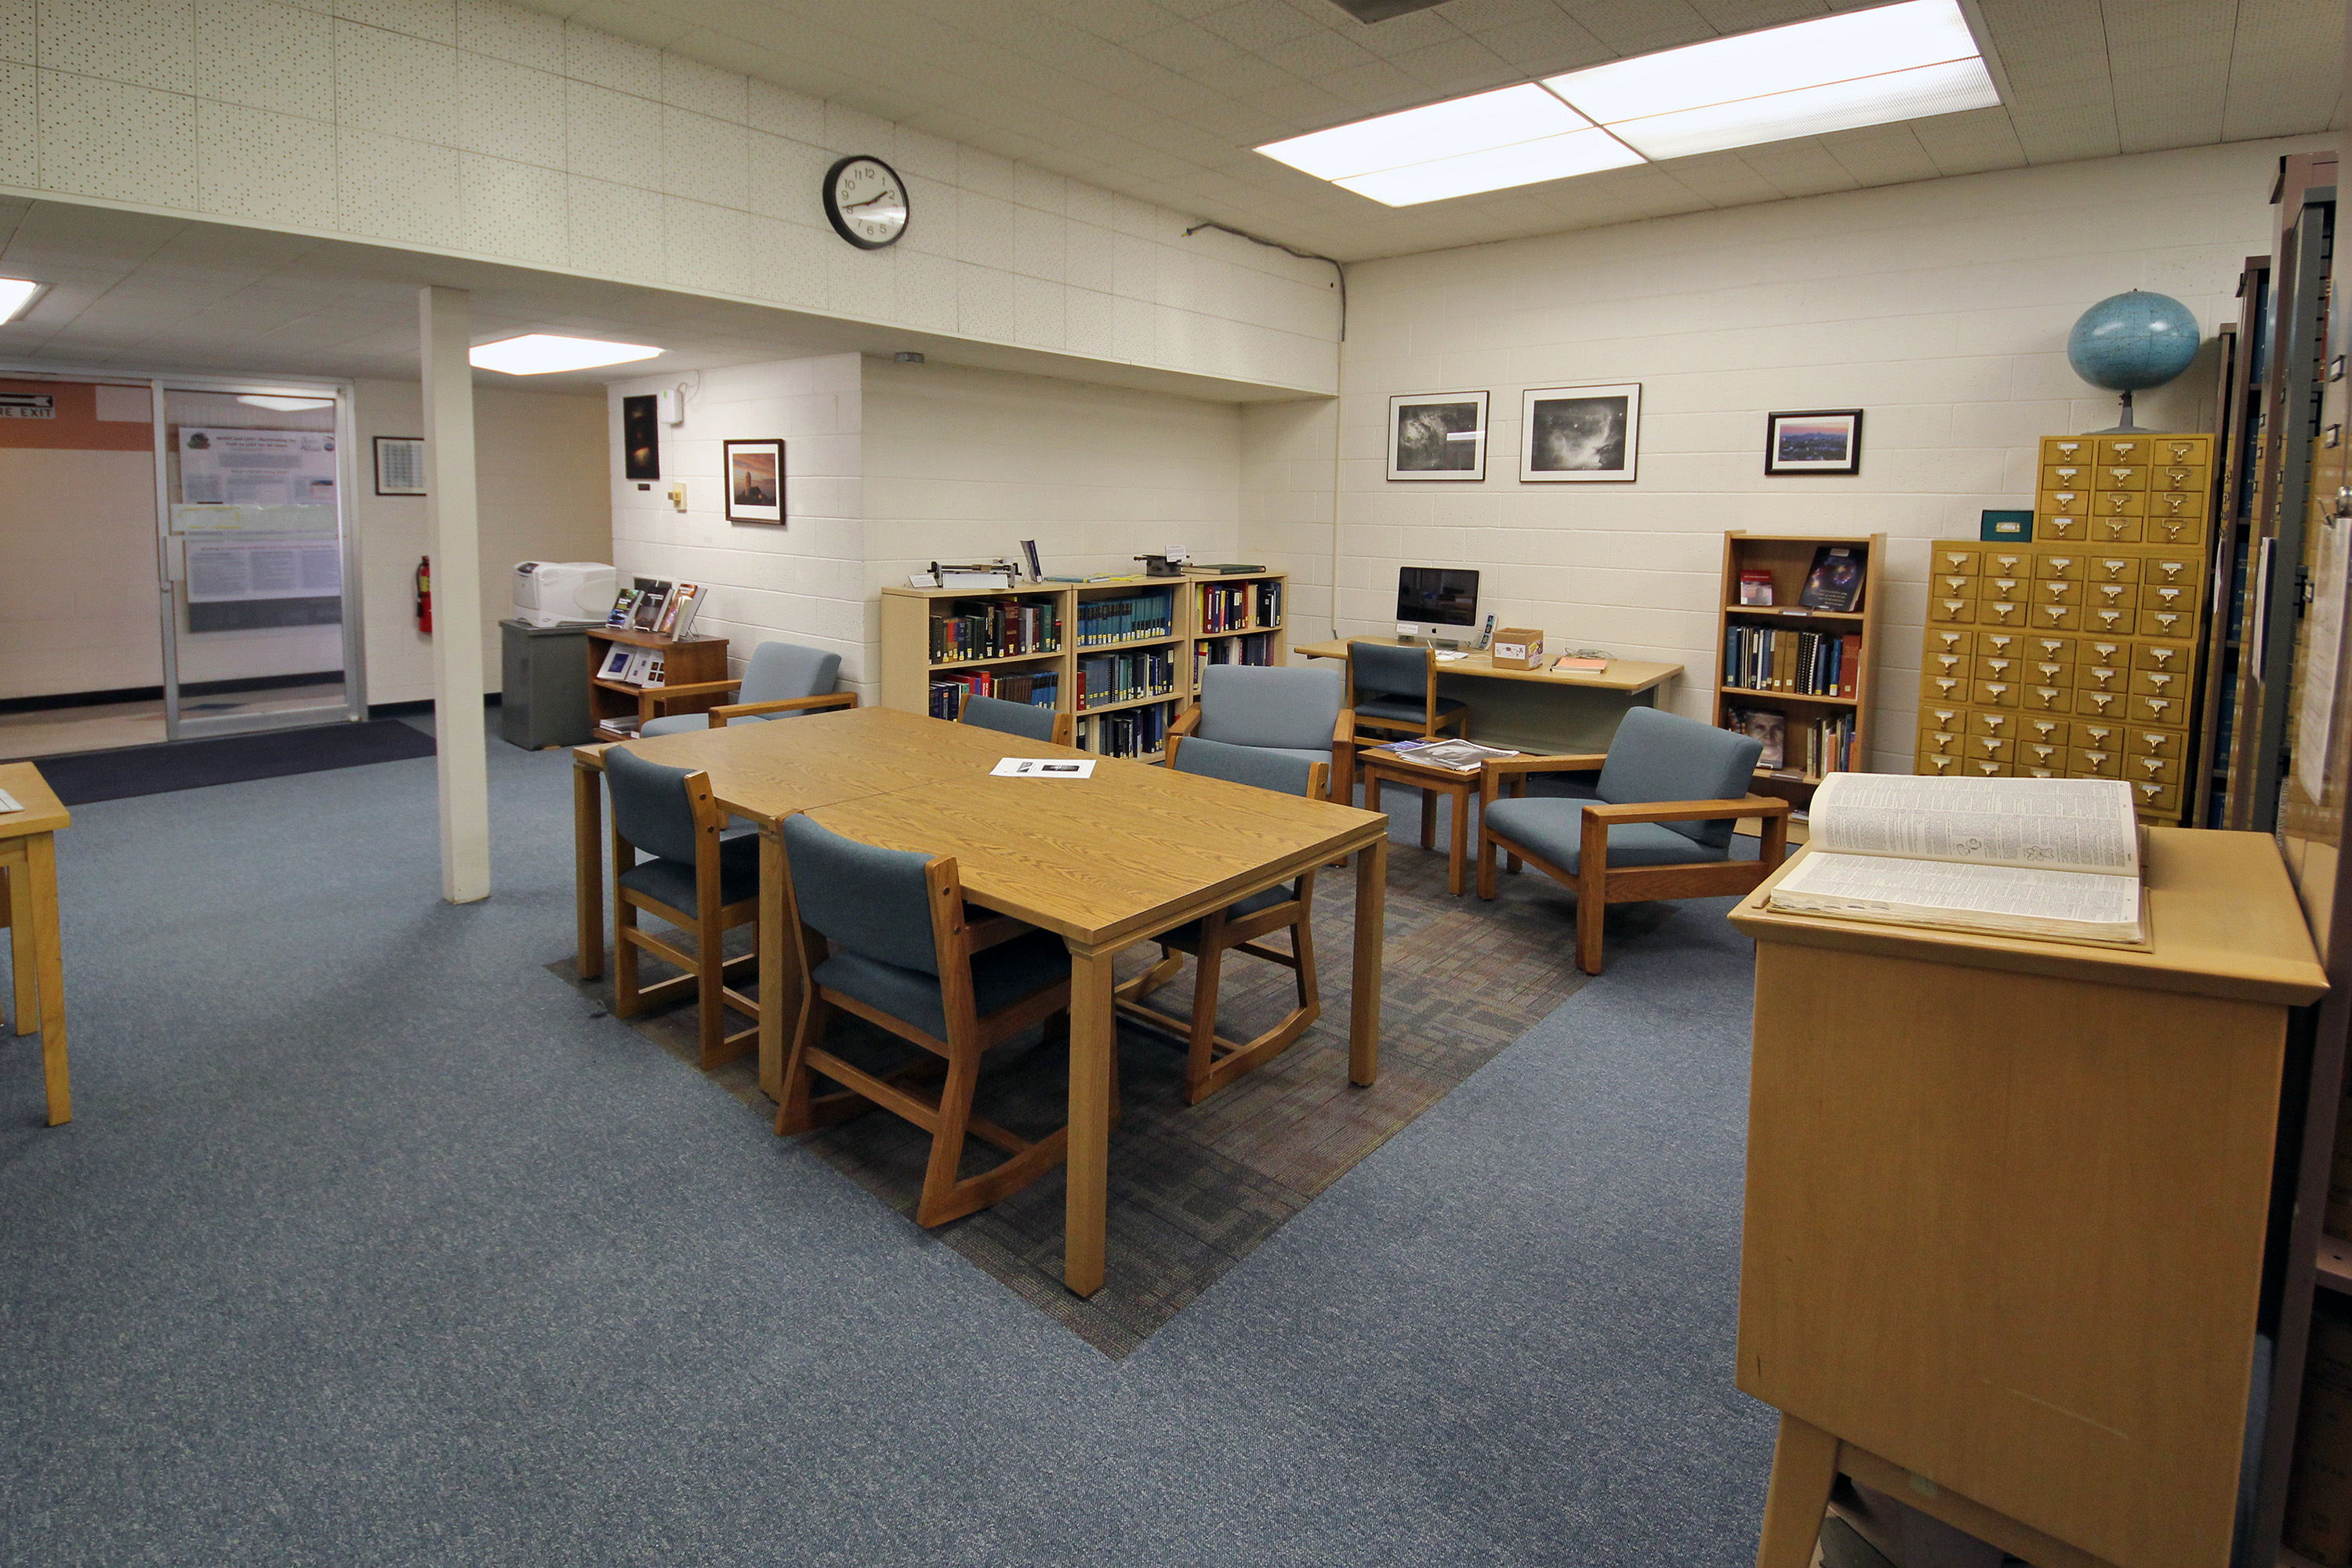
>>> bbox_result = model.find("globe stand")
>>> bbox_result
[2088,388,2146,435]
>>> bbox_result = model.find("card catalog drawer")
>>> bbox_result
[2024,685,2071,713]
[2154,436,2212,466]
[2095,463,2149,491]
[2033,604,2081,630]
[2039,513,2089,543]
[2023,717,2072,748]
[1973,655,2021,682]
[2130,667,2187,700]
[1921,705,1967,733]
[2077,664,2126,693]
[2130,693,2187,727]
[1917,727,1964,759]
[1968,735,2014,764]
[1977,633,2024,660]
[1936,573,1981,601]
[2095,488,2146,517]
[1981,575,2025,602]
[1974,680,2019,708]
[2146,514,2205,547]
[2143,554,2199,586]
[2132,781,2183,816]
[2086,579,2140,611]
[2127,753,2183,786]
[2020,741,2067,771]
[2149,464,2207,494]
[2076,688,2126,719]
[2043,437,2092,465]
[2071,746,2122,777]
[1968,709,2016,738]
[1931,547,1981,576]
[2026,635,2075,663]
[2042,465,2095,492]
[2092,517,2146,544]
[1968,759,2013,779]
[1924,629,1973,659]
[2128,726,2183,757]
[1978,599,2027,627]
[1917,753,1962,778]
[2139,608,2193,639]
[1930,597,1975,624]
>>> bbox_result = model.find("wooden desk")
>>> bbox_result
[1294,637,1680,753]
[573,707,1392,1298]
[1727,829,2328,1568]
[0,762,71,1125]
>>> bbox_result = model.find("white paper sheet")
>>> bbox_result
[992,757,1095,778]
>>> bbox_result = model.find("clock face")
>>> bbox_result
[823,156,909,250]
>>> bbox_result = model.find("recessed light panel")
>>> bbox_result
[469,335,663,375]
[1255,0,1999,205]
[0,277,46,323]
[238,394,336,412]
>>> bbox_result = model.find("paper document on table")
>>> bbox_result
[0,787,20,814]
[1806,772,2138,877]
[1769,849,2144,943]
[991,757,1095,779]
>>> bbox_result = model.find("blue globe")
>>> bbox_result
[2067,290,2201,393]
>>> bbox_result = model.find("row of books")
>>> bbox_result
[1074,705,1170,759]
[926,668,1058,719]
[1192,632,1276,687]
[1076,650,1175,711]
[1199,579,1279,633]
[596,645,667,688]
[929,597,1061,663]
[606,580,705,638]
[1725,707,1853,778]
[1722,626,1860,697]
[1076,592,1174,648]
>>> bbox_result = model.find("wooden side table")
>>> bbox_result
[0,761,71,1125]
[1357,748,1481,895]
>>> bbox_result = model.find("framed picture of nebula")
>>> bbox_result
[724,439,785,525]
[1765,408,1863,475]
[1520,384,1639,482]
[1388,390,1488,481]
[621,394,659,480]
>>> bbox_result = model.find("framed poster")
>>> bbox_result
[1766,408,1864,475]
[724,438,786,525]
[622,394,659,480]
[373,436,424,495]
[1388,390,1487,481]
[1521,384,1639,482]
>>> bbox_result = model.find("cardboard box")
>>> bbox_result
[1490,628,1544,669]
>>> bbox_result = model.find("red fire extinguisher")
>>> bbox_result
[415,555,432,634]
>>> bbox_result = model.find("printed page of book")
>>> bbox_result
[1807,773,2139,877]
[1770,850,2144,942]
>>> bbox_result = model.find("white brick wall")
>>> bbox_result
[1241,134,2331,773]
[5,0,1340,392]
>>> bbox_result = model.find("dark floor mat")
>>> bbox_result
[14,720,434,804]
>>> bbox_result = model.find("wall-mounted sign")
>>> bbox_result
[0,392,55,419]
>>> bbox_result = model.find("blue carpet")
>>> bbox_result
[0,721,1775,1565]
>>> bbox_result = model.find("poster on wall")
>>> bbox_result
[1520,384,1639,482]
[185,533,343,603]
[1388,391,1487,481]
[724,438,786,525]
[1765,408,1864,475]
[622,394,660,479]
[179,428,337,506]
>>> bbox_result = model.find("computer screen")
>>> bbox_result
[1396,567,1479,628]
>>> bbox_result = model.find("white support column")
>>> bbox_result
[419,285,492,903]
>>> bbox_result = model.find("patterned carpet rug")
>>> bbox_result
[550,824,1664,1358]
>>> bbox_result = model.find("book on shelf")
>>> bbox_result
[1797,546,1865,612]
[1076,592,1173,647]
[1722,625,1858,696]
[930,597,1062,662]
[1728,708,1786,768]
[1765,774,2145,946]
[653,581,704,638]
[1073,704,1169,759]
[597,715,644,738]
[927,668,1060,720]
[1737,569,1775,605]
[604,589,639,628]
[597,644,633,681]
[629,581,672,632]
[1365,738,1520,773]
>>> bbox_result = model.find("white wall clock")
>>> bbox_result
[822,155,909,249]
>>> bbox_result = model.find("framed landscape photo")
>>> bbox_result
[1388,390,1488,481]
[1521,384,1640,482]
[1766,408,1864,475]
[724,438,785,525]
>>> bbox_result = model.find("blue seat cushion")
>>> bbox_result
[617,830,760,911]
[1354,695,1469,724]
[1212,742,1330,776]
[814,927,1070,1039]
[1156,881,1296,948]
[639,710,776,738]
[1483,796,1727,877]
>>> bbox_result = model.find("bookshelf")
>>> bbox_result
[1714,532,1885,805]
[583,626,731,739]
[880,572,1287,762]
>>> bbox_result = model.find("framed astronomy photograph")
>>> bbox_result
[1521,384,1639,482]
[1388,390,1488,481]
[1766,408,1864,475]
[622,394,660,480]
[724,439,785,525]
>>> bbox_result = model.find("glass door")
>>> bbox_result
[154,383,364,738]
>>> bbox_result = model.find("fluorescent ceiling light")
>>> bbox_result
[1254,0,1998,205]
[0,277,46,324]
[1337,129,1641,206]
[469,335,662,375]
[1258,83,1592,182]
[238,394,335,411]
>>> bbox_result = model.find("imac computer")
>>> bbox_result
[1396,566,1480,648]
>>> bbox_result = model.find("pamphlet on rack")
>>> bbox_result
[992,757,1096,779]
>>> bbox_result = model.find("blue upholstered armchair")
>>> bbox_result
[639,641,857,736]
[1345,640,1469,745]
[1163,664,1352,800]
[1476,706,1790,975]
[956,691,1074,748]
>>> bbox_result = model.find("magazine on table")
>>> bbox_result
[1366,738,1521,773]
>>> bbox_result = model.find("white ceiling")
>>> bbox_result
[0,196,1315,398]
[509,0,2348,261]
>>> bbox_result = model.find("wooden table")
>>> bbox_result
[1356,747,1479,895]
[1295,636,1682,753]
[572,706,1391,1296]
[0,762,71,1126]
[1727,829,2328,1568]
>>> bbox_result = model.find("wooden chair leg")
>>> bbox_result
[612,902,644,1016]
[1576,865,1608,975]
[1478,826,1497,900]
[915,1045,984,1226]
[775,989,826,1134]
[1185,938,1227,1103]
[1292,902,1319,1015]
[695,917,728,1069]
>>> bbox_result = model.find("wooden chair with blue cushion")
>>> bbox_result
[1163,663,1352,802]
[957,690,1074,747]
[605,746,762,1069]
[638,641,858,735]
[772,813,1077,1227]
[1345,640,1469,747]
[1116,735,1326,1104]
[1477,706,1790,975]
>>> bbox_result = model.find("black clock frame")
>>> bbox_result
[822,154,909,250]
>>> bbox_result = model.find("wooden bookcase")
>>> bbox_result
[583,626,731,739]
[880,572,1287,761]
[1714,532,1885,805]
